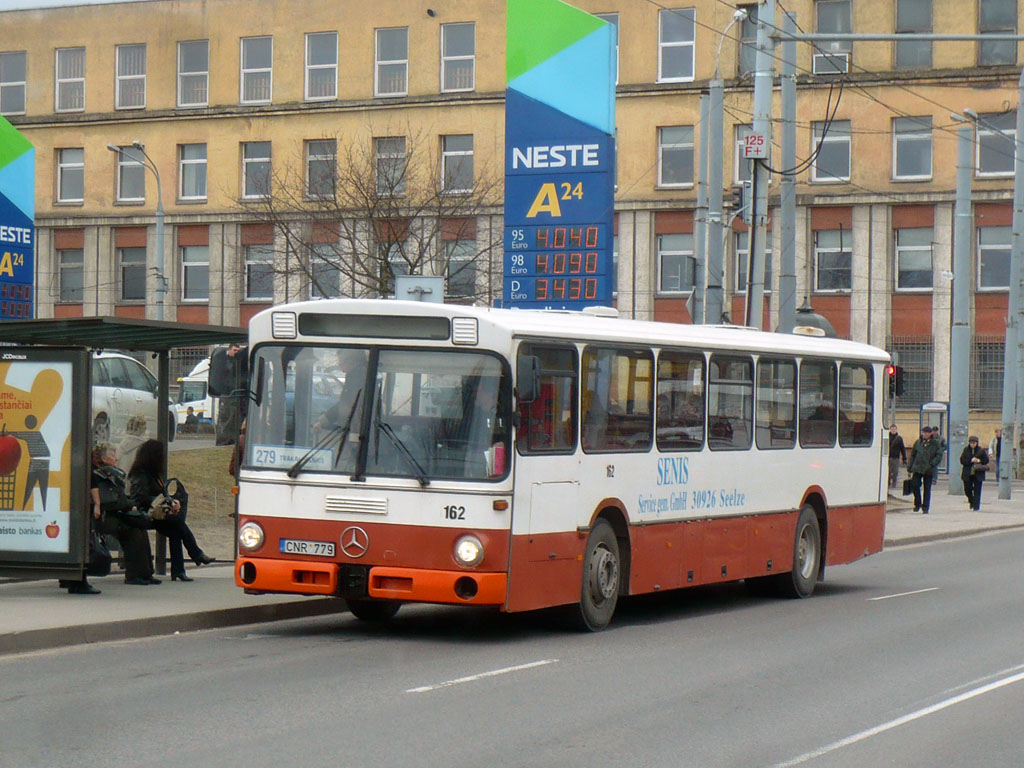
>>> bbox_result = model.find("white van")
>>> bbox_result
[174,357,217,431]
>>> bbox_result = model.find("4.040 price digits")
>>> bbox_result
[536,226,600,249]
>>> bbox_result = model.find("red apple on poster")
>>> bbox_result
[45,522,59,538]
[0,427,21,475]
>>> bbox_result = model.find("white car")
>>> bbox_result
[91,351,176,443]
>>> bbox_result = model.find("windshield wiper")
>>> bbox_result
[286,389,362,478]
[375,418,430,487]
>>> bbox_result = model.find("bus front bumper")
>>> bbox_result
[235,557,507,606]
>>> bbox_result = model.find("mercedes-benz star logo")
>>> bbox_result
[340,526,369,558]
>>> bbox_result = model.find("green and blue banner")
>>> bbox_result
[504,0,615,309]
[0,116,34,319]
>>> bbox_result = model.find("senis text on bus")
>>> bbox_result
[656,457,690,486]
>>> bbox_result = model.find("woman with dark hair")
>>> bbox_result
[127,439,213,582]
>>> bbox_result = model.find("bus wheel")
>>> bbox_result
[347,599,400,622]
[781,505,821,599]
[575,519,620,631]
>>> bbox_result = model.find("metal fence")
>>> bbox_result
[970,335,1004,410]
[888,336,934,408]
[169,346,210,387]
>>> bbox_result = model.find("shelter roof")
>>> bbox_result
[0,316,246,352]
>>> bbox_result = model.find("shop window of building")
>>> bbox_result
[979,0,1017,66]
[240,36,272,104]
[734,124,754,183]
[738,5,758,76]
[55,47,85,112]
[658,8,695,83]
[895,0,932,68]
[178,143,207,201]
[242,141,271,199]
[814,0,852,73]
[177,40,208,107]
[594,13,619,84]
[375,136,406,196]
[56,147,84,203]
[893,116,932,180]
[658,233,694,294]
[888,337,933,406]
[811,119,850,182]
[115,145,145,202]
[115,44,146,109]
[0,51,26,116]
[245,244,275,301]
[375,27,408,97]
[976,112,1015,176]
[180,245,209,302]
[445,239,477,299]
[381,241,409,296]
[813,229,851,292]
[970,336,1004,409]
[305,139,336,199]
[978,225,1011,290]
[734,230,771,293]
[895,227,933,290]
[441,22,474,92]
[119,247,147,301]
[441,134,473,194]
[658,125,693,187]
[58,248,83,303]
[310,244,341,298]
[306,32,337,101]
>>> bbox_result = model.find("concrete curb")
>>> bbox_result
[884,522,1024,548]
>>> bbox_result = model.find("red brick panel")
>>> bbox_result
[240,303,271,327]
[890,293,933,336]
[114,226,146,248]
[177,225,209,247]
[176,304,209,324]
[653,296,691,323]
[53,303,83,318]
[654,210,693,235]
[892,204,934,229]
[975,202,1012,227]
[809,295,850,339]
[53,228,84,250]
[810,206,852,230]
[441,218,476,240]
[975,293,1009,336]
[240,223,274,245]
[114,305,146,319]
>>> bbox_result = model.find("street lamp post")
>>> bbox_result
[107,142,165,321]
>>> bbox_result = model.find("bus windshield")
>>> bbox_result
[245,345,511,481]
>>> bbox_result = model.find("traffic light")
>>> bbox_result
[730,184,745,213]
[886,364,904,397]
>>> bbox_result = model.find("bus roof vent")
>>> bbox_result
[272,311,297,339]
[582,306,618,318]
[451,317,478,346]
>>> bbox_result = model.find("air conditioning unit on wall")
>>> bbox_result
[813,52,849,74]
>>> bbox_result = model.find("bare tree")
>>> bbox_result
[237,125,504,304]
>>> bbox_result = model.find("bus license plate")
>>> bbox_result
[280,539,336,557]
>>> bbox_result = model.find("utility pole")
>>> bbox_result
[693,94,709,325]
[706,78,725,326]
[746,0,775,330]
[777,9,797,334]
[948,119,972,497]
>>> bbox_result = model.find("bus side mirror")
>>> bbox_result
[516,355,540,404]
[252,357,265,407]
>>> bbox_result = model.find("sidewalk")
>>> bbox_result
[3,480,1023,656]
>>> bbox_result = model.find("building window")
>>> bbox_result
[734,124,754,183]
[441,134,473,193]
[734,230,772,293]
[375,136,406,195]
[240,36,273,104]
[242,141,271,199]
[895,0,932,68]
[594,13,619,84]
[445,239,477,299]
[738,5,758,76]
[115,44,146,109]
[814,229,851,291]
[177,40,209,107]
[657,126,694,187]
[658,8,695,82]
[56,148,84,203]
[979,0,1017,65]
[895,227,933,290]
[115,145,145,202]
[441,22,475,92]
[815,0,852,67]
[893,116,932,180]
[311,244,341,298]
[381,241,409,296]
[658,233,694,293]
[178,143,207,201]
[245,244,275,300]
[305,139,336,199]
[978,225,1011,290]
[977,112,1016,176]
[375,27,408,97]
[306,32,337,101]
[58,248,83,302]
[0,51,26,116]
[180,245,209,301]
[55,47,85,112]
[119,246,147,301]
[889,337,933,406]
[811,120,850,182]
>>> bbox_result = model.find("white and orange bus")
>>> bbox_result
[235,299,888,630]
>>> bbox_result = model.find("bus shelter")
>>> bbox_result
[0,316,245,580]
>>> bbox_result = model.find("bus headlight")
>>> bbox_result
[454,535,484,568]
[238,522,265,552]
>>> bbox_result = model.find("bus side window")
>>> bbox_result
[656,350,705,451]
[708,354,753,451]
[799,360,837,448]
[839,362,873,447]
[582,346,653,453]
[517,344,577,454]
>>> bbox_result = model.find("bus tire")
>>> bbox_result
[347,599,400,622]
[781,505,821,599]
[574,519,620,631]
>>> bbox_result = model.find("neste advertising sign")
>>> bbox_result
[0,116,34,319]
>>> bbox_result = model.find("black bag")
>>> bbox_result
[165,477,188,516]
[86,527,112,577]
[902,478,913,496]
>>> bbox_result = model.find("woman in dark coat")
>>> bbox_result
[959,435,990,511]
[91,443,159,585]
[127,439,213,582]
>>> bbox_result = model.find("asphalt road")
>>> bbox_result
[3,531,1024,768]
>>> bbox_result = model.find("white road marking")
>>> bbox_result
[405,659,558,694]
[868,587,939,601]
[774,663,1024,767]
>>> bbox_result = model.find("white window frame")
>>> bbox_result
[441,22,475,92]
[734,230,772,294]
[115,145,145,203]
[976,112,1016,177]
[178,143,207,201]
[811,119,851,182]
[978,225,1012,291]
[375,27,408,98]
[58,248,84,303]
[445,238,477,299]
[245,244,275,301]
[894,227,934,292]
[240,36,273,105]
[56,147,84,203]
[978,0,1017,66]
[305,31,338,101]
[119,246,147,301]
[0,51,27,116]
[55,47,85,113]
[374,136,407,196]
[892,116,933,181]
[813,229,852,292]
[657,125,694,188]
[115,44,146,110]
[658,8,696,83]
[594,13,619,84]
[657,233,695,294]
[816,0,853,54]
[242,141,272,200]
[441,134,474,194]
[310,243,341,299]
[180,244,210,302]
[305,139,336,199]
[177,40,209,108]
[894,0,932,69]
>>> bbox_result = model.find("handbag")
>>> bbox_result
[165,477,188,516]
[86,527,112,577]
[148,492,171,520]
[901,478,913,496]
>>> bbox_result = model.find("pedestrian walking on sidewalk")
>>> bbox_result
[908,426,943,513]
[960,436,990,511]
[888,424,907,488]
[989,428,1002,482]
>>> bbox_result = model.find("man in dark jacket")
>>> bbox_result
[908,425,943,513]
[887,424,906,489]
[960,435,990,511]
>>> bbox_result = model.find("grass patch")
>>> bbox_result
[168,445,236,523]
